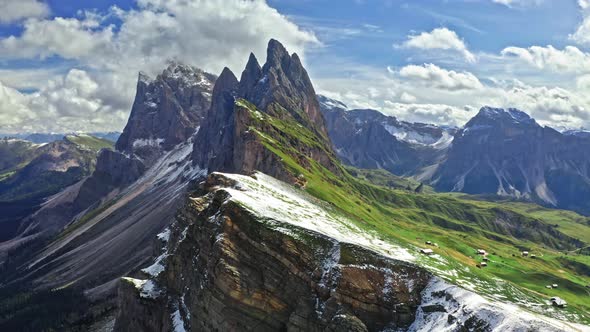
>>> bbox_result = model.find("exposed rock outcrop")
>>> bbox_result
[115,172,583,332]
[115,172,431,331]
[192,40,341,183]
[319,96,452,177]
[116,63,216,163]
[433,106,590,215]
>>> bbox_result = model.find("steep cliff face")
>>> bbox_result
[116,63,216,163]
[433,107,590,214]
[319,96,452,177]
[0,64,215,295]
[115,172,585,332]
[115,172,431,332]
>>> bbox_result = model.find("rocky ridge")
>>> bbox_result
[114,172,586,332]
[320,97,590,215]
[432,106,590,214]
[117,63,216,163]
[320,103,452,177]
[193,40,341,183]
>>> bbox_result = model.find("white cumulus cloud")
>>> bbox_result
[0,0,319,134]
[0,0,49,24]
[398,64,483,91]
[400,27,476,63]
[501,45,590,73]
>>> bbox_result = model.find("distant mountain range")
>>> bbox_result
[1,132,121,144]
[320,97,590,216]
[0,134,112,243]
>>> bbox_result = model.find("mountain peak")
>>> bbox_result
[138,71,153,84]
[245,52,261,70]
[266,38,289,65]
[317,95,348,111]
[159,62,216,90]
[468,106,536,128]
[477,106,533,123]
[116,65,216,156]
[238,53,262,97]
[215,67,239,95]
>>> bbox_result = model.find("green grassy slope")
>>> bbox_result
[345,166,433,193]
[237,98,590,324]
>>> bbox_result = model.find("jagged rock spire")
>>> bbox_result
[213,67,239,98]
[193,67,239,171]
[263,38,290,71]
[193,39,335,178]
[238,53,262,98]
[237,39,328,139]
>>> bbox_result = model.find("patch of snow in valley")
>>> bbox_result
[383,124,439,145]
[217,172,416,262]
[432,131,454,149]
[381,122,453,148]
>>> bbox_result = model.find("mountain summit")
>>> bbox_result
[430,106,590,213]
[193,39,340,180]
[116,63,216,162]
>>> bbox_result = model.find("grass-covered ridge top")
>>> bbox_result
[236,98,590,324]
[64,134,113,152]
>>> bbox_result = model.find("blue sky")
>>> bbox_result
[1,0,590,133]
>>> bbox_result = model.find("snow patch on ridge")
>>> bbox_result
[383,124,439,145]
[122,277,161,299]
[171,307,187,332]
[132,138,164,148]
[141,252,168,277]
[157,228,171,242]
[318,95,348,110]
[216,172,416,262]
[409,278,590,332]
